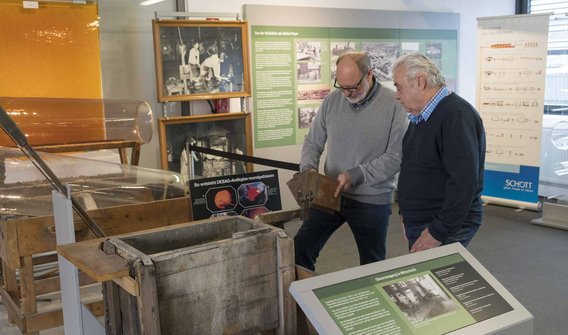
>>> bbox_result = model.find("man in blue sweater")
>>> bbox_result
[295,52,408,271]
[392,53,486,253]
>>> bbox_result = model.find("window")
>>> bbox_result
[518,0,568,195]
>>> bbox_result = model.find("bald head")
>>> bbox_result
[335,52,373,103]
[336,51,372,74]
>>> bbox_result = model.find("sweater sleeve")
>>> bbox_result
[428,106,482,242]
[354,101,408,186]
[300,98,328,172]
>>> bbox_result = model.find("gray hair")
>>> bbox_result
[337,51,372,74]
[392,53,446,87]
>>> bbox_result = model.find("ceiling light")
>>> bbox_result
[140,0,166,6]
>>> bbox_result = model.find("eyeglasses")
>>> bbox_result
[333,72,367,94]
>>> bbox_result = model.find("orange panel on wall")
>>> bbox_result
[0,1,102,99]
[0,1,105,146]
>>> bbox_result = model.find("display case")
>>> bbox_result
[152,20,251,102]
[0,147,183,219]
[158,112,253,186]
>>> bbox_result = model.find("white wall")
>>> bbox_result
[98,0,515,209]
[186,0,515,106]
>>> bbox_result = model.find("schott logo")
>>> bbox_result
[504,179,533,190]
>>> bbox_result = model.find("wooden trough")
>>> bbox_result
[59,216,296,334]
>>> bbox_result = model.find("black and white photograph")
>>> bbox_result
[152,20,251,102]
[198,134,247,178]
[158,114,252,187]
[330,41,357,80]
[362,42,400,81]
[298,106,319,129]
[401,42,420,56]
[331,41,356,57]
[297,85,330,101]
[296,41,322,61]
[297,62,322,83]
[426,42,443,59]
[382,274,458,324]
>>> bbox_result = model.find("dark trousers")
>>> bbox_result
[403,220,480,250]
[294,197,391,271]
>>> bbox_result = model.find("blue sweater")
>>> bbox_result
[397,92,486,243]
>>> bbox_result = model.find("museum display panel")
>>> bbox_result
[244,5,459,149]
[291,243,533,335]
[152,19,251,102]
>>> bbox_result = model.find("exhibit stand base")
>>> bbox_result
[532,202,568,230]
[53,189,105,335]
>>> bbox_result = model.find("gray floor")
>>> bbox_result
[1,203,566,334]
[284,203,568,335]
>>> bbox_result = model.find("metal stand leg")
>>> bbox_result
[532,202,568,230]
[53,188,105,335]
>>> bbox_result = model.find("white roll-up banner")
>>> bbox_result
[477,14,550,210]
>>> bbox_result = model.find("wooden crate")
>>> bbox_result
[59,216,296,335]
[0,196,192,334]
[256,211,318,335]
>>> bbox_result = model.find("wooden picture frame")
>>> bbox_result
[152,20,251,102]
[158,113,253,184]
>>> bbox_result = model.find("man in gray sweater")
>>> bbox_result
[295,52,408,271]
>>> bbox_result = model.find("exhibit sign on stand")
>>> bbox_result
[291,243,533,335]
[189,170,281,220]
[477,14,549,210]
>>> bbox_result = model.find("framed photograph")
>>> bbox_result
[152,20,251,102]
[158,113,253,187]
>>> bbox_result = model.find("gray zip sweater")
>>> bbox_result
[300,78,408,205]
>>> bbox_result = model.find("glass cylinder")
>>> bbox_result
[0,97,153,147]
[0,147,185,219]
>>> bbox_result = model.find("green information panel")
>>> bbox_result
[251,25,457,149]
[290,243,533,335]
